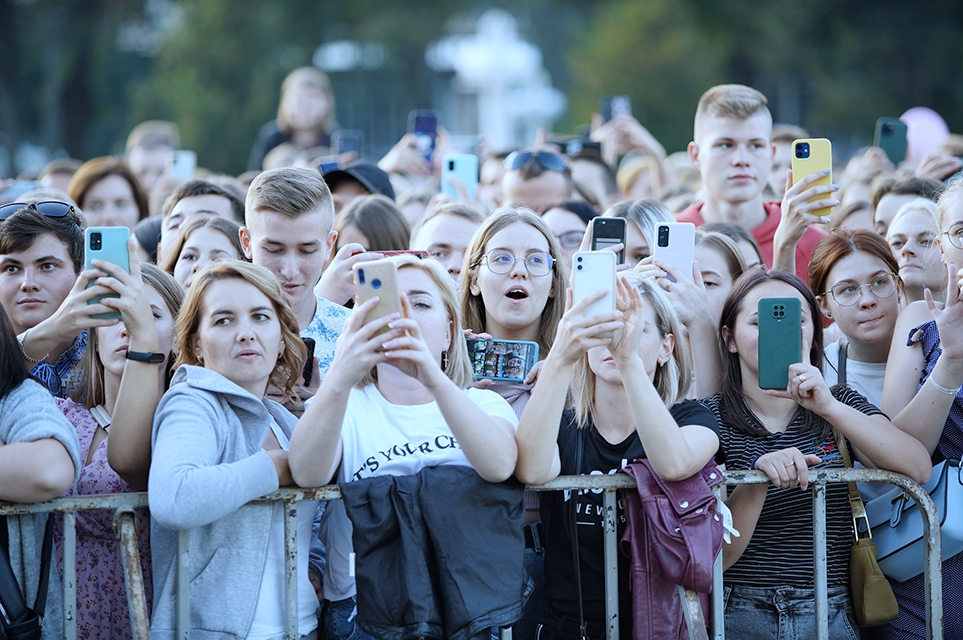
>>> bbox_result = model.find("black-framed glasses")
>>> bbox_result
[555,230,585,250]
[479,249,554,277]
[824,273,899,307]
[0,200,76,221]
[943,224,963,250]
[504,150,568,173]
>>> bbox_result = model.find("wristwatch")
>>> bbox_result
[125,350,166,364]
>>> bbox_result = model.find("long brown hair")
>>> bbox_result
[68,157,150,223]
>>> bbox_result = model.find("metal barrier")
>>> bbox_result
[0,469,943,640]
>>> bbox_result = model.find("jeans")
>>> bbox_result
[323,597,377,640]
[723,584,860,640]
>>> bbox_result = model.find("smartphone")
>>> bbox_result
[572,251,616,318]
[600,95,632,123]
[757,297,802,390]
[353,259,403,336]
[791,138,834,217]
[85,227,131,320]
[466,339,539,383]
[441,153,479,200]
[301,337,316,386]
[380,250,429,259]
[652,222,695,282]
[408,110,439,168]
[332,130,364,156]
[591,216,626,265]
[170,150,197,183]
[874,117,907,165]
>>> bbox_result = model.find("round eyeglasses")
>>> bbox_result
[479,249,554,277]
[943,224,963,251]
[824,273,899,307]
[555,230,585,250]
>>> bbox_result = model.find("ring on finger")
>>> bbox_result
[798,374,807,383]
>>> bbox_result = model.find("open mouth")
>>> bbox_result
[506,288,528,300]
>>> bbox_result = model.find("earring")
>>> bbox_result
[441,350,449,371]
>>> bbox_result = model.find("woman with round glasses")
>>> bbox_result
[809,228,903,409]
[880,179,963,638]
[541,200,596,274]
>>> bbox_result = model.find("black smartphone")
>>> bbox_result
[591,216,626,265]
[600,95,632,123]
[301,337,316,386]
[466,339,539,383]
[408,110,439,169]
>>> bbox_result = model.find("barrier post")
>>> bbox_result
[812,481,829,639]
[62,510,77,640]
[176,528,190,640]
[114,509,151,640]
[284,500,299,640]
[602,487,620,640]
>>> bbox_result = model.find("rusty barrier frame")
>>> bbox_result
[0,468,943,640]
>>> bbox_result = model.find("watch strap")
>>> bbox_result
[125,350,165,364]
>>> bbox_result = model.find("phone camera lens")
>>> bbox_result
[449,161,455,170]
[372,279,382,290]
[577,256,583,263]
[357,269,366,285]
[576,265,583,271]
[795,143,810,159]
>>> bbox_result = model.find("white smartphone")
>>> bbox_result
[652,222,695,282]
[572,251,616,318]
[170,150,197,183]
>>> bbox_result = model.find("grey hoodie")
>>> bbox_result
[148,365,297,640]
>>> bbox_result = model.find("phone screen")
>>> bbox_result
[466,339,539,382]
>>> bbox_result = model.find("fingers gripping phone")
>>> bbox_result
[757,297,802,390]
[791,138,834,217]
[600,96,632,123]
[652,223,695,282]
[441,153,479,200]
[353,259,403,336]
[466,339,539,382]
[572,251,616,318]
[874,117,907,165]
[591,217,626,265]
[85,227,131,320]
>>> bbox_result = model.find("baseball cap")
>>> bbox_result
[319,160,396,201]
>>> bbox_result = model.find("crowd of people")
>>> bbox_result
[3,68,963,640]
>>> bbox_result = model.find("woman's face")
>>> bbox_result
[695,244,736,326]
[887,209,944,294]
[624,221,650,267]
[283,81,330,132]
[193,279,283,397]
[587,293,672,384]
[541,207,586,273]
[395,267,452,368]
[97,286,175,378]
[817,251,899,347]
[335,223,370,253]
[939,193,963,270]
[727,280,814,383]
[469,222,555,339]
[173,227,241,290]
[83,174,139,230]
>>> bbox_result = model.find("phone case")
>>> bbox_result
[572,251,616,318]
[353,259,402,335]
[441,154,479,200]
[591,217,626,265]
[757,297,802,390]
[874,117,908,166]
[85,227,131,320]
[791,138,833,217]
[466,339,539,382]
[652,222,695,281]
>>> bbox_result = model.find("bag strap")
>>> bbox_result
[569,427,588,640]
[833,428,872,543]
[837,342,848,387]
[34,516,54,616]
[0,525,30,626]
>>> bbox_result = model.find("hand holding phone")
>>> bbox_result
[874,117,907,166]
[85,227,131,320]
[652,223,695,282]
[757,297,802,390]
[441,154,478,200]
[591,217,626,265]
[572,251,616,318]
[790,139,834,217]
[353,259,403,336]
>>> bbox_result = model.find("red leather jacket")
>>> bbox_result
[620,460,725,640]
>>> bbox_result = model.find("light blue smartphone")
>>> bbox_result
[441,153,478,200]
[85,227,130,320]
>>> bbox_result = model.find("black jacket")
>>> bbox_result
[340,465,527,640]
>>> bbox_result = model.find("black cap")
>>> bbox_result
[320,160,395,201]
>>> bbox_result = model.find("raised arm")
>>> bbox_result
[771,169,835,274]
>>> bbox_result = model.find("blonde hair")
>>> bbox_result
[459,207,568,355]
[887,198,942,241]
[938,179,963,231]
[358,256,473,389]
[174,260,307,398]
[694,84,770,142]
[245,166,335,231]
[276,67,336,134]
[570,275,691,428]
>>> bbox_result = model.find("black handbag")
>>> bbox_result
[0,516,54,640]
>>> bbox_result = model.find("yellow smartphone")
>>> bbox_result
[791,138,833,217]
[353,258,403,336]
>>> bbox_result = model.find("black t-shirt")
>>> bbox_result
[540,400,722,627]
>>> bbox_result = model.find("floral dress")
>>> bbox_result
[54,398,152,640]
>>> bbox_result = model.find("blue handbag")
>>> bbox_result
[866,459,963,582]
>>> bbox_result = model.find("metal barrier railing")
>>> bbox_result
[0,468,943,640]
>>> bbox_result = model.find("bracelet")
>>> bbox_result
[928,375,962,396]
[749,456,760,470]
[18,329,48,364]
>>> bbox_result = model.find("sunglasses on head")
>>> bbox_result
[0,200,76,221]
[504,150,568,173]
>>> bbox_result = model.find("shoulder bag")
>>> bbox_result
[0,516,54,640]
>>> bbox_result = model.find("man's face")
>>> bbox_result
[159,194,237,264]
[241,207,336,313]
[410,213,481,282]
[331,180,369,214]
[501,170,570,214]
[689,112,775,206]
[127,145,173,193]
[0,233,78,333]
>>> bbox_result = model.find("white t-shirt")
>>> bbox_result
[823,340,887,409]
[247,420,320,639]
[320,383,518,601]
